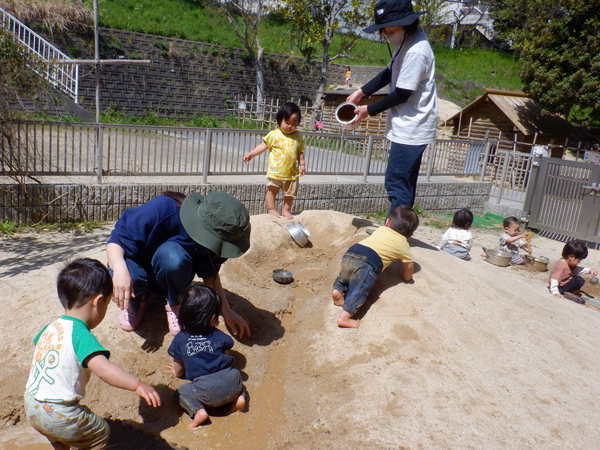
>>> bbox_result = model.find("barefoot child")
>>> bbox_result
[24,258,161,450]
[243,102,305,219]
[332,205,419,328]
[166,283,245,427]
[499,216,531,265]
[549,240,597,301]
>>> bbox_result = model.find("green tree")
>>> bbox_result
[212,0,274,120]
[278,0,373,121]
[511,0,600,121]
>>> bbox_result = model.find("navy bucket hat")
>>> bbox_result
[363,0,427,33]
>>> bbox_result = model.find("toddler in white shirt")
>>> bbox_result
[439,209,474,260]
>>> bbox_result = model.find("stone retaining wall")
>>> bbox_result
[1,181,491,225]
[74,29,384,118]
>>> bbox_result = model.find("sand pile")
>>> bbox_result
[1,211,600,449]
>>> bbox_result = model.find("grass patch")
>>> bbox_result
[438,212,505,229]
[0,220,107,237]
[94,0,521,105]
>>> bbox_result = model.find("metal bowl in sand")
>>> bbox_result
[287,223,311,247]
[273,269,294,284]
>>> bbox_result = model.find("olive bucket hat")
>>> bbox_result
[363,0,427,33]
[180,191,251,259]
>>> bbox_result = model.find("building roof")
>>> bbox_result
[447,89,583,138]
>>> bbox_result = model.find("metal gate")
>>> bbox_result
[523,156,600,245]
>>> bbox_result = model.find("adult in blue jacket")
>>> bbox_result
[106,191,251,338]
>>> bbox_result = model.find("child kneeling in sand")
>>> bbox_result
[166,283,245,427]
[24,258,161,450]
[549,240,597,301]
[332,205,419,328]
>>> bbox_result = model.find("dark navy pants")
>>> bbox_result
[385,142,428,216]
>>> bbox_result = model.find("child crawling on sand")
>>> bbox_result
[166,283,246,427]
[549,240,597,302]
[332,205,419,328]
[24,258,161,450]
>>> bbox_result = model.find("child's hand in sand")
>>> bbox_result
[165,361,185,378]
[554,293,563,298]
[136,383,161,407]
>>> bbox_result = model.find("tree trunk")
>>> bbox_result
[254,36,265,121]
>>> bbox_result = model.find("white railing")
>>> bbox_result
[0,6,78,102]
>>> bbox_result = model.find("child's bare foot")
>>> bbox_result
[332,289,344,306]
[230,393,246,413]
[189,408,209,427]
[282,211,294,220]
[268,209,281,218]
[337,310,359,328]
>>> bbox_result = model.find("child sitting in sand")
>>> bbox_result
[24,258,161,450]
[166,283,245,427]
[243,101,305,219]
[499,216,531,265]
[332,205,419,328]
[549,240,597,301]
[439,209,473,260]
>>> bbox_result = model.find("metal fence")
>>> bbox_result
[1,121,496,185]
[0,7,79,102]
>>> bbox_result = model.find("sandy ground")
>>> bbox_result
[1,210,600,450]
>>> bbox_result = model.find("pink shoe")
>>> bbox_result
[165,303,181,336]
[118,301,148,332]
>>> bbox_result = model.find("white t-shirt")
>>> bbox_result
[25,316,109,403]
[385,28,438,146]
[439,227,473,250]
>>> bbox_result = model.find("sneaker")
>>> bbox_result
[165,303,181,336]
[118,300,148,331]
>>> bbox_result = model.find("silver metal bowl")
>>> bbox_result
[482,247,512,267]
[273,269,294,284]
[287,222,311,247]
[533,256,549,272]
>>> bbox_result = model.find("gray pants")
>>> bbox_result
[176,367,243,417]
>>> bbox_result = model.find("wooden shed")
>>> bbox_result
[445,89,584,156]
[321,88,388,136]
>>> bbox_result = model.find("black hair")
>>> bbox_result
[387,205,419,237]
[404,18,419,35]
[503,216,520,229]
[161,191,186,206]
[561,240,589,260]
[452,209,473,230]
[276,102,301,127]
[178,283,222,335]
[57,258,113,309]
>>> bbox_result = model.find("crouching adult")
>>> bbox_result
[106,191,251,338]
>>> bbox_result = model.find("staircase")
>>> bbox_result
[0,6,79,103]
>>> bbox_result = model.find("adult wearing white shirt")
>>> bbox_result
[347,0,438,216]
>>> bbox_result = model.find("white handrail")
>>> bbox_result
[0,6,79,103]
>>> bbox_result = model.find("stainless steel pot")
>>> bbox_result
[533,256,549,272]
[482,247,512,267]
[287,222,311,247]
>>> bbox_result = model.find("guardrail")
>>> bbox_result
[0,122,498,186]
[0,7,78,102]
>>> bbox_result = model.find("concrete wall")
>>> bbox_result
[72,29,384,118]
[0,181,491,225]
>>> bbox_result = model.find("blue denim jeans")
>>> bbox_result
[333,245,383,316]
[559,275,585,295]
[176,367,243,417]
[125,241,196,308]
[385,142,428,215]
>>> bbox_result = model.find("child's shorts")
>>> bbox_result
[267,178,299,197]
[24,391,110,449]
